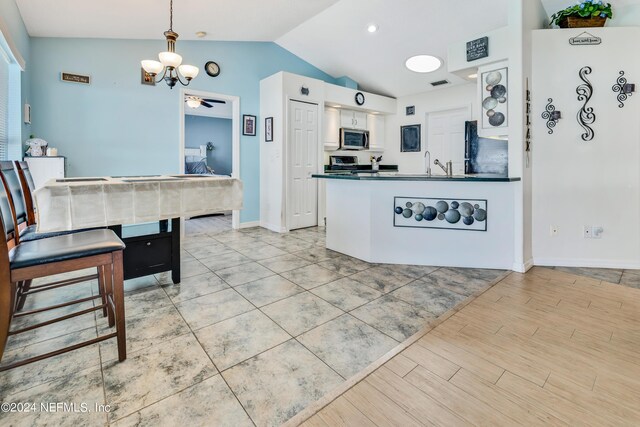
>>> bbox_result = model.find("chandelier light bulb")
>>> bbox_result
[158,51,182,68]
[141,60,164,75]
[179,65,199,80]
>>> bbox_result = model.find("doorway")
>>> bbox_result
[426,106,471,175]
[179,89,241,230]
[288,100,319,230]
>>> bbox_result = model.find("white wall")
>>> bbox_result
[384,83,477,174]
[532,27,640,269]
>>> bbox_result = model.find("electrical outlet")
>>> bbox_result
[592,226,604,239]
[550,225,559,236]
[583,226,592,238]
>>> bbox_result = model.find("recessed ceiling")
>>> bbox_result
[15,0,340,40]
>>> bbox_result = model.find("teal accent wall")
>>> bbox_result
[335,76,358,90]
[0,0,31,143]
[185,115,232,176]
[28,38,338,223]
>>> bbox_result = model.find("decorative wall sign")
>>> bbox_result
[541,98,561,134]
[300,86,310,96]
[394,197,487,231]
[405,105,415,116]
[525,79,531,167]
[400,124,421,152]
[612,71,634,108]
[481,66,508,130]
[569,31,602,46]
[61,72,90,85]
[576,66,595,141]
[466,37,489,62]
[265,117,273,142]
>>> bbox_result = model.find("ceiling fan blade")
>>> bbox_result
[200,101,214,108]
[202,99,226,104]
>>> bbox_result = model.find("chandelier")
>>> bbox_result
[141,0,199,89]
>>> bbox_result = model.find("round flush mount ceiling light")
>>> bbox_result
[195,31,207,38]
[468,73,478,79]
[367,24,378,33]
[405,55,442,73]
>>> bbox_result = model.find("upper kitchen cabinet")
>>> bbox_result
[324,107,341,149]
[367,113,385,151]
[340,110,367,130]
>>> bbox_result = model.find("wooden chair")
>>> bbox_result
[14,161,36,226]
[0,175,127,369]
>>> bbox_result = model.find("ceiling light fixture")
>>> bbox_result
[367,24,378,33]
[186,97,201,109]
[405,55,442,73]
[195,31,207,38]
[468,73,478,79]
[141,0,199,89]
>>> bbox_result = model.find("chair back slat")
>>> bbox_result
[0,162,27,229]
[14,162,36,225]
[0,170,17,244]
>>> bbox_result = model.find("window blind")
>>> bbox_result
[0,47,8,161]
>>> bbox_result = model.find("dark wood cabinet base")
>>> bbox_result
[109,218,181,284]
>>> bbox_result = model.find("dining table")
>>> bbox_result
[32,174,243,283]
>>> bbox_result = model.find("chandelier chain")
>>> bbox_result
[169,0,173,31]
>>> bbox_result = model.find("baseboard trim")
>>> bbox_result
[512,258,534,273]
[238,221,260,229]
[259,221,287,233]
[534,257,640,270]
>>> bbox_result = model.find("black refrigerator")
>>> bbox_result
[464,121,508,175]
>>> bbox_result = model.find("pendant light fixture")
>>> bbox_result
[141,0,199,89]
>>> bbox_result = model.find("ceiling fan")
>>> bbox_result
[185,96,226,109]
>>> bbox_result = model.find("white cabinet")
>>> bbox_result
[367,114,386,151]
[324,107,340,149]
[25,156,65,188]
[340,110,367,130]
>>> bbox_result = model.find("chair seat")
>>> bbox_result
[19,225,99,242]
[9,229,125,270]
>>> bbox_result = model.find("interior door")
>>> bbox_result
[427,107,470,175]
[288,100,319,230]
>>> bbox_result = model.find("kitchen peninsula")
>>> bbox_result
[314,172,520,270]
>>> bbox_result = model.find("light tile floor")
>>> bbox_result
[3,225,636,426]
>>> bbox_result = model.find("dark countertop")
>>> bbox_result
[312,172,520,182]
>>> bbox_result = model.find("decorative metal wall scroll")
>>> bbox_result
[576,66,595,142]
[612,71,635,108]
[541,98,562,134]
[525,79,531,168]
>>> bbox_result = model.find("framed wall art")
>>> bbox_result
[479,61,509,136]
[400,124,421,152]
[265,117,273,142]
[243,115,256,136]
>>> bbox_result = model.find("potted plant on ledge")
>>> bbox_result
[550,1,613,28]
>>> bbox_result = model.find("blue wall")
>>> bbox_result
[0,0,31,142]
[185,115,232,176]
[28,38,338,223]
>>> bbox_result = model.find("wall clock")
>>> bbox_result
[355,91,365,106]
[205,61,221,77]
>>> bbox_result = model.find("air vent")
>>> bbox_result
[430,79,449,87]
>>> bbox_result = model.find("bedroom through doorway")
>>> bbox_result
[179,90,241,233]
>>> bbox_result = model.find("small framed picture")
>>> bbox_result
[243,115,256,136]
[265,117,273,142]
[406,106,415,116]
[141,68,155,86]
[400,124,421,152]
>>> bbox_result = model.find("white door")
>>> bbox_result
[288,100,319,230]
[426,107,470,175]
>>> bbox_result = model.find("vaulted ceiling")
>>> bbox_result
[18,0,635,98]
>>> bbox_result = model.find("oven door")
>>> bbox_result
[340,129,369,150]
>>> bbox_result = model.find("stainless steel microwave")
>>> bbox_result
[340,128,369,151]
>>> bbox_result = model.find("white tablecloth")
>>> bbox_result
[33,175,243,232]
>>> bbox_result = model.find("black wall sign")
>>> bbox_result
[466,37,489,62]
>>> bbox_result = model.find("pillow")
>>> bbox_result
[185,160,209,174]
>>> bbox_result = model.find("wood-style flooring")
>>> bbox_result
[297,266,640,426]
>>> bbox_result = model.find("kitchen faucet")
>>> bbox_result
[424,151,432,176]
[434,159,453,176]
